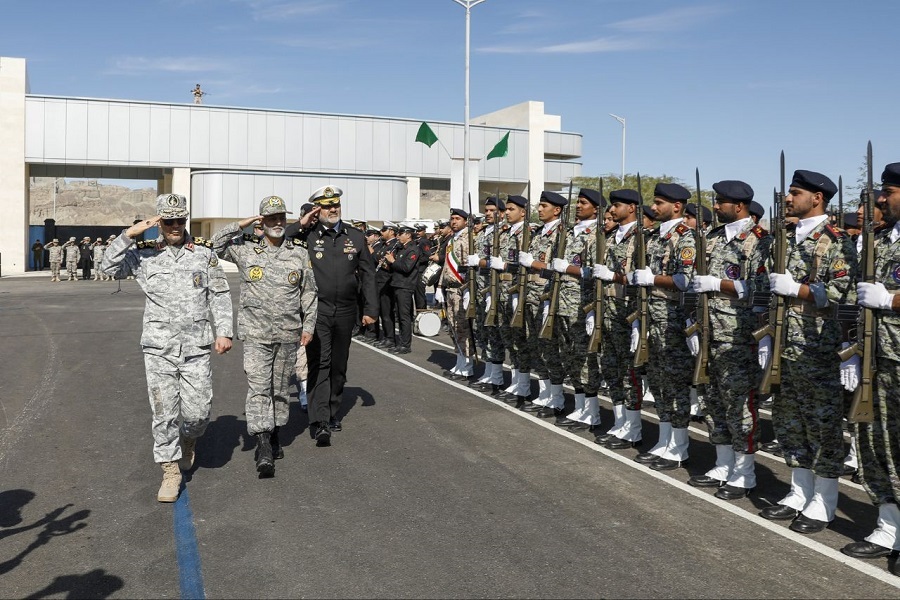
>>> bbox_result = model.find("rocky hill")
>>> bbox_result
[30,178,157,226]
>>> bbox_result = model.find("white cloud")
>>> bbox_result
[238,0,338,21]
[610,5,732,33]
[106,56,234,75]
[479,36,654,54]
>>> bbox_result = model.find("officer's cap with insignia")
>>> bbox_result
[437,219,450,228]
[485,196,506,211]
[712,180,754,203]
[259,195,292,216]
[156,193,189,218]
[366,227,381,237]
[578,188,606,208]
[540,191,568,207]
[415,223,427,231]
[381,221,398,232]
[309,185,343,206]
[685,204,712,224]
[749,201,765,220]
[790,170,837,200]
[450,207,469,220]
[653,183,691,203]
[609,189,642,205]
[398,225,416,234]
[506,195,528,209]
[882,163,900,188]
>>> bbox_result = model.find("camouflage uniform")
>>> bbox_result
[64,243,79,279]
[92,243,106,281]
[600,222,640,407]
[527,220,564,386]
[102,231,234,463]
[47,244,63,280]
[212,222,318,436]
[441,228,473,361]
[497,222,529,371]
[475,223,505,365]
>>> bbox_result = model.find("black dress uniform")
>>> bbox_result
[373,231,400,346]
[414,228,433,310]
[390,230,420,353]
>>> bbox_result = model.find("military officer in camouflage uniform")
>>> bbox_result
[47,239,63,281]
[91,238,105,281]
[757,170,857,534]
[64,238,79,281]
[102,193,234,503]
[467,197,507,395]
[841,164,900,563]
[212,195,318,476]
[438,208,475,379]
[518,191,568,416]
[688,180,772,500]
[593,189,644,449]
[630,183,697,471]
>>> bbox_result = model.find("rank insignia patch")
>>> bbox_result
[248,266,264,281]
[288,270,300,285]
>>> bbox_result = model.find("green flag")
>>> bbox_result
[486,131,510,160]
[415,122,439,147]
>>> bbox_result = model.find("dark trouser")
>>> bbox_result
[394,287,414,348]
[414,269,427,310]
[307,312,356,426]
[378,281,396,341]
[81,262,91,280]
[33,253,43,270]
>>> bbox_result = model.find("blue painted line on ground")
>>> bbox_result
[173,484,206,600]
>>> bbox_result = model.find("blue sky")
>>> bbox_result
[4,0,898,213]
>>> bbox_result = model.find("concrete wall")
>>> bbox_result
[0,57,28,273]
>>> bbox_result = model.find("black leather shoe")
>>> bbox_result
[688,475,724,488]
[634,451,659,464]
[650,457,686,471]
[441,369,459,378]
[394,346,411,355]
[271,426,284,460]
[315,424,332,447]
[255,432,275,476]
[373,339,392,348]
[567,422,591,431]
[715,485,752,500]
[761,441,782,454]
[555,418,579,427]
[851,472,862,484]
[842,464,858,476]
[448,373,473,382]
[495,390,518,402]
[520,402,542,412]
[536,407,564,419]
[329,419,342,432]
[514,396,528,409]
[789,513,829,534]
[759,505,798,521]
[468,380,493,391]
[594,432,616,445]
[606,437,642,450]
[840,541,893,559]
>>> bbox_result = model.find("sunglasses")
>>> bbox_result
[162,218,187,226]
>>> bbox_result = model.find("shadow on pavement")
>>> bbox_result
[0,499,90,576]
[195,414,252,470]
[24,568,124,599]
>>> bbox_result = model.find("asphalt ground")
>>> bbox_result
[1,272,899,598]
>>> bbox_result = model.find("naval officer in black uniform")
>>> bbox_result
[385,225,419,354]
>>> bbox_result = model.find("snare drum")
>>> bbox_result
[421,262,441,286]
[414,310,442,337]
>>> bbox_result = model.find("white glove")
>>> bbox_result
[466,254,481,267]
[757,335,771,370]
[630,320,640,353]
[685,319,700,356]
[840,342,861,392]
[484,292,492,315]
[551,258,569,273]
[593,264,615,281]
[434,287,444,305]
[769,272,802,297]
[857,281,895,310]
[489,256,505,271]
[631,267,655,287]
[519,251,534,268]
[541,300,550,325]
[463,289,470,310]
[585,311,595,336]
[510,293,519,313]
[691,275,721,294]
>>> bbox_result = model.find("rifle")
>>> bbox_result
[587,177,606,353]
[465,192,478,320]
[837,176,844,229]
[837,142,876,423]
[539,181,573,339]
[684,168,710,385]
[627,173,650,367]
[484,189,503,327]
[752,152,787,395]
[510,181,532,329]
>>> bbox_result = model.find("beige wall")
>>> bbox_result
[0,57,28,273]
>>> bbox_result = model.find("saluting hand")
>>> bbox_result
[238,215,263,229]
[125,216,161,239]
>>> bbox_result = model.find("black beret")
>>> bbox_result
[642,205,656,219]
[843,212,859,228]
[686,204,712,224]
[654,182,691,202]
[748,201,765,219]
[882,163,900,187]
[506,195,528,208]
[540,191,568,207]
[609,189,642,205]
[485,196,506,211]
[578,188,606,207]
[790,170,837,200]
[712,180,754,203]
[450,207,469,219]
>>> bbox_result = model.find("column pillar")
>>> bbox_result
[0,57,28,274]
[406,176,420,220]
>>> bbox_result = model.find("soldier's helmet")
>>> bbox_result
[156,194,189,219]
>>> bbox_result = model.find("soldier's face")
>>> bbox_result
[537,201,561,223]
[262,213,286,238]
[785,187,820,219]
[449,214,466,232]
[879,186,900,223]
[160,219,186,246]
[319,202,341,227]
[684,214,697,228]
[604,211,616,231]
[609,201,634,223]
[652,198,673,221]
[485,206,498,224]
[505,204,525,224]
[714,198,739,224]
[575,197,596,221]
[399,231,413,244]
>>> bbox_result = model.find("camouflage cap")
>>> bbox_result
[156,193,189,218]
[259,195,292,216]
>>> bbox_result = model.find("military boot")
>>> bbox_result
[179,436,196,471]
[255,432,275,476]
[157,461,182,503]
[271,426,284,460]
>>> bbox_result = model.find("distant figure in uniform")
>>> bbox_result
[46,239,62,281]
[385,225,419,354]
[102,193,234,503]
[63,238,79,281]
[191,84,205,104]
[91,238,105,281]
[32,241,44,271]
[212,195,318,476]
[105,235,117,280]
[79,236,93,280]
[295,186,377,446]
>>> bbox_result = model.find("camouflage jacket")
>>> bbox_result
[212,222,318,342]
[556,220,595,319]
[64,245,79,263]
[604,222,638,316]
[92,245,105,263]
[102,231,234,355]
[526,220,560,305]
[476,224,499,292]
[440,227,470,289]
[496,221,524,297]
[646,219,695,322]
[871,226,900,361]
[47,245,63,263]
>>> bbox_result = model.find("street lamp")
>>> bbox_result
[609,113,626,183]
[452,0,487,212]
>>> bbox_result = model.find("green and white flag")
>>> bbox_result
[415,122,439,148]
[486,132,510,160]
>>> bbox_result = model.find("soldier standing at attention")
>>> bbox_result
[295,186,378,446]
[91,238,105,281]
[385,225,419,354]
[688,181,772,499]
[631,183,697,471]
[842,163,900,566]
[79,237,93,280]
[757,170,856,533]
[64,238,79,281]
[212,195,318,476]
[47,239,63,281]
[102,194,233,503]
[32,240,44,271]
[437,208,475,380]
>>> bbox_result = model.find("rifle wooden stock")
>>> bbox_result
[539,182,573,339]
[465,192,477,320]
[759,155,787,395]
[587,220,607,354]
[484,213,503,327]
[632,174,650,368]
[691,169,710,386]
[510,184,532,329]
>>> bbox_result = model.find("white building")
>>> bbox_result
[0,56,583,274]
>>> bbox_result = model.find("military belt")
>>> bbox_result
[604,283,627,299]
[499,273,515,282]
[787,298,834,319]
[527,275,548,284]
[649,288,681,302]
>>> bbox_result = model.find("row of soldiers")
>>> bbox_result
[44,235,117,281]
[431,164,900,570]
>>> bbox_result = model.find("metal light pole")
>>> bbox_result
[52,177,60,221]
[609,113,626,183]
[452,0,486,210]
